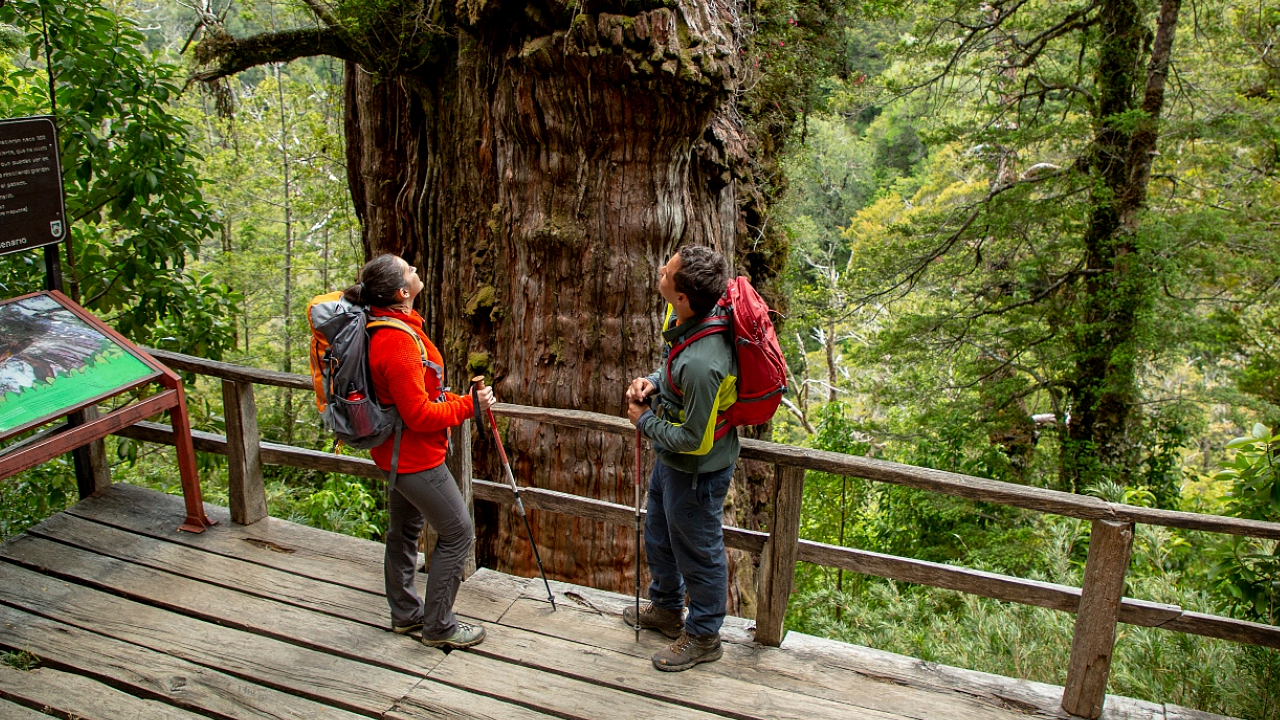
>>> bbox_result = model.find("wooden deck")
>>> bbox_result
[0,484,1231,720]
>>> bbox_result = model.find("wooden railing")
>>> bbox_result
[112,348,1280,720]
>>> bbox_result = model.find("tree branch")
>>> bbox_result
[1009,2,1102,68]
[854,167,1072,308]
[781,396,816,435]
[959,266,1097,320]
[191,27,355,84]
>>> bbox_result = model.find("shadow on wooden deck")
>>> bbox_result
[0,484,1232,720]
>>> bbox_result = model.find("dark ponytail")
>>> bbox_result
[341,282,365,305]
[342,254,406,307]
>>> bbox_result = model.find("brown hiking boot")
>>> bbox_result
[622,603,683,639]
[651,631,722,672]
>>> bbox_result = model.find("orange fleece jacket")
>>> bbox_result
[367,306,473,473]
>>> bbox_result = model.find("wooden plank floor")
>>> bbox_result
[0,484,1232,720]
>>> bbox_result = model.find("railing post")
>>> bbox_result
[1062,519,1134,718]
[755,463,805,646]
[222,379,267,525]
[424,419,476,579]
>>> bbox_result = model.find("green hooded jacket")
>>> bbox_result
[639,304,740,477]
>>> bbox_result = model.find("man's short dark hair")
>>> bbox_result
[674,245,729,317]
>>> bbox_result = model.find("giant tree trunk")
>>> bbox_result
[345,3,767,603]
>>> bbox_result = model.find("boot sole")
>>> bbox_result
[624,619,683,640]
[652,645,722,672]
[635,625,683,640]
[622,611,683,639]
[423,630,486,649]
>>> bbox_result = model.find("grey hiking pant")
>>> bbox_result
[384,463,474,641]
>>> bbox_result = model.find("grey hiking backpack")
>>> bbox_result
[307,291,432,487]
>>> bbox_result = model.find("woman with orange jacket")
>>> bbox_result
[342,253,492,649]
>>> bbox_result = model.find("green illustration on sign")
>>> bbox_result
[0,293,155,436]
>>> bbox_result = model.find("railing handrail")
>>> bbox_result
[114,415,1280,646]
[121,348,1280,718]
[147,347,1280,541]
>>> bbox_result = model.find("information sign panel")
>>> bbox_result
[0,116,67,256]
[0,292,161,440]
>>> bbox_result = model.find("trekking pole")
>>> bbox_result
[634,426,643,642]
[472,377,556,611]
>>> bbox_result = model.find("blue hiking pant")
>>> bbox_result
[644,460,735,636]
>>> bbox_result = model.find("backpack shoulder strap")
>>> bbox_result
[366,318,429,366]
[664,317,732,398]
[367,317,449,399]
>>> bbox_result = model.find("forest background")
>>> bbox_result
[0,0,1277,716]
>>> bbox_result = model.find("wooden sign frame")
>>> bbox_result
[0,290,213,532]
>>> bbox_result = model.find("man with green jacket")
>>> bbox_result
[625,245,739,672]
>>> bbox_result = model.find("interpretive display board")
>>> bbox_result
[0,116,67,256]
[0,292,160,439]
[0,291,211,532]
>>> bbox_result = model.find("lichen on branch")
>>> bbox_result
[192,27,356,83]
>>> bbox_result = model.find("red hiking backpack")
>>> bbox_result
[665,276,788,435]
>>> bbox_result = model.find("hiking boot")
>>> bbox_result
[422,622,485,649]
[392,620,423,636]
[651,631,722,672]
[622,603,683,639]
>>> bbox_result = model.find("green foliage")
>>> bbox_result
[1,649,39,671]
[0,0,238,358]
[0,0,241,538]
[291,476,385,540]
[1209,425,1280,625]
[0,456,77,541]
[798,404,1050,578]
[1218,424,1280,523]
[181,55,360,448]
[783,0,1280,496]
[789,505,1280,717]
[0,23,21,52]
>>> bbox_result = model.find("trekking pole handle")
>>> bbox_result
[469,377,484,429]
[471,376,514,482]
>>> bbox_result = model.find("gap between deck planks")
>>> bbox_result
[0,662,208,720]
[0,695,57,720]
[0,484,1240,720]
[0,601,364,720]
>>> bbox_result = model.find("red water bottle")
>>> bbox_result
[345,389,372,437]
